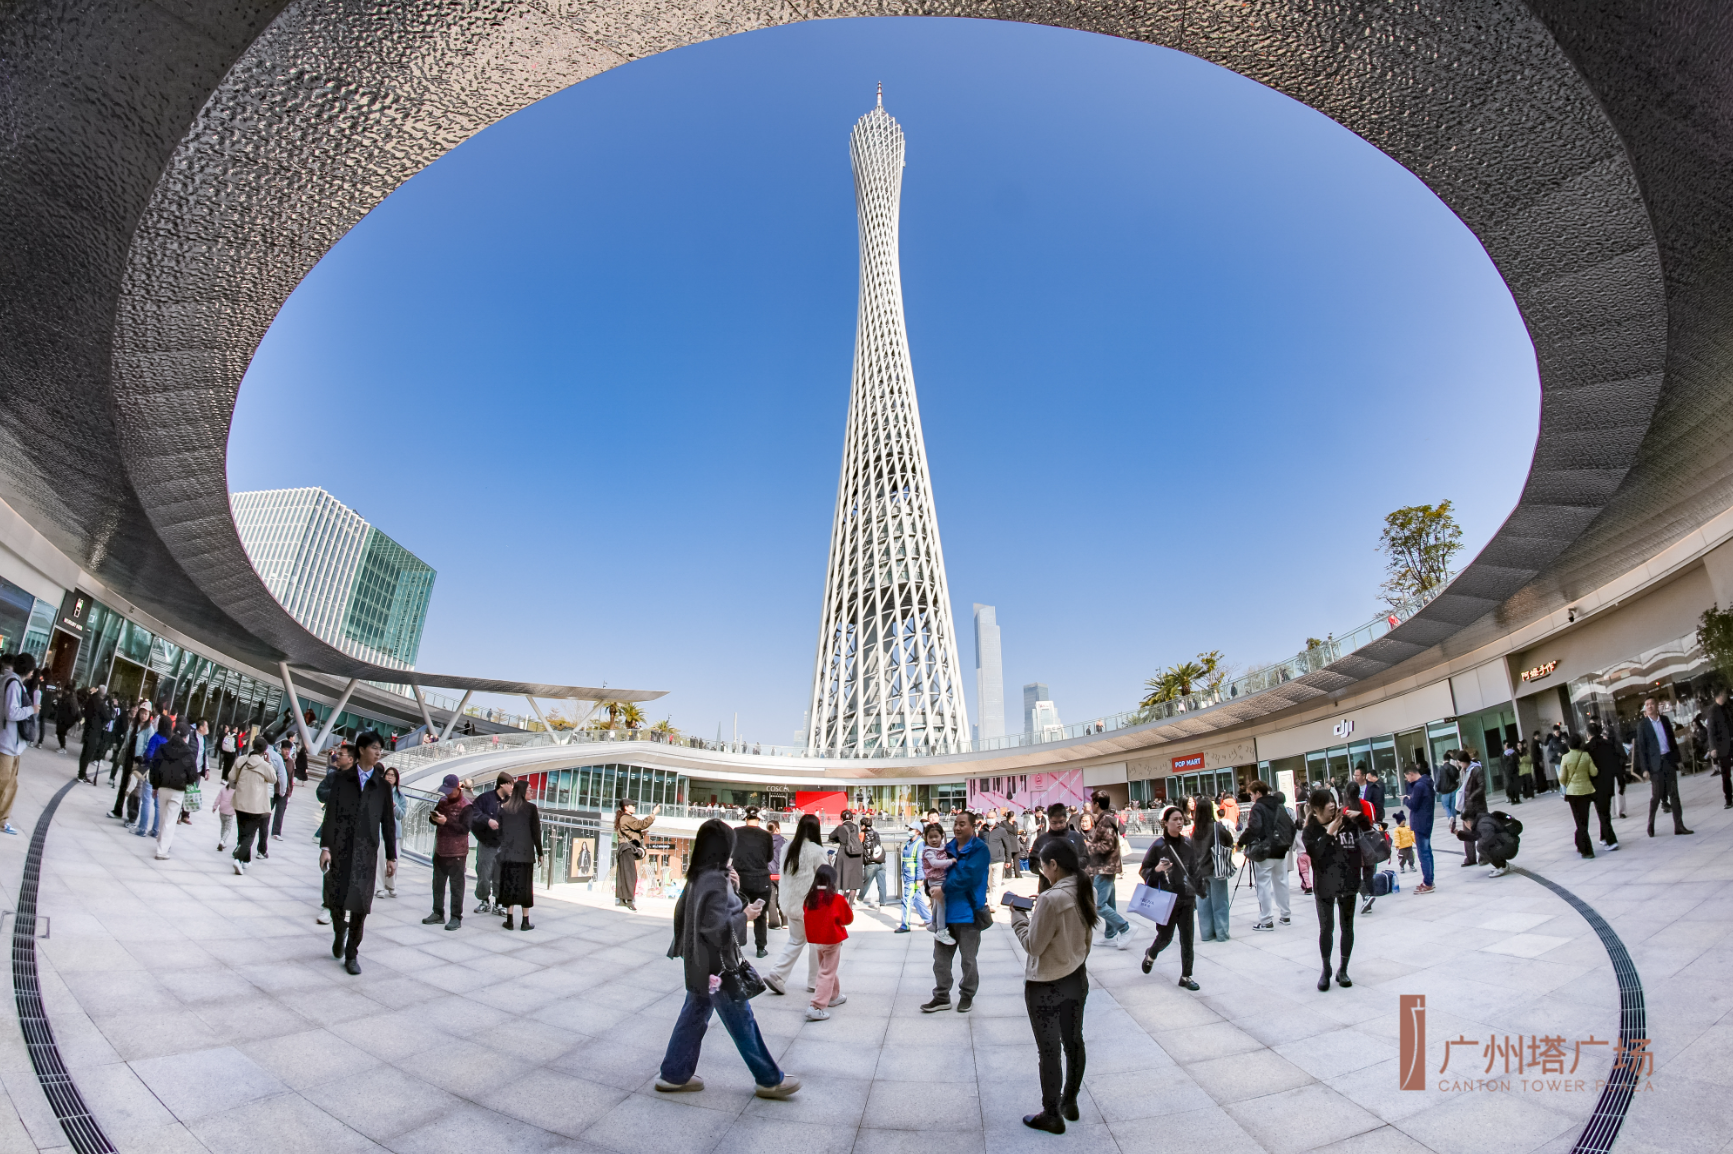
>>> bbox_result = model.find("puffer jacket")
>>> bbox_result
[150,734,198,791]
[779,839,828,919]
[228,752,276,815]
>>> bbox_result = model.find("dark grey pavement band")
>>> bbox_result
[1516,867,1646,1154]
[10,779,115,1154]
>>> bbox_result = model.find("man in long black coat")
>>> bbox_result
[319,730,397,973]
[827,811,864,897]
[1707,687,1733,810]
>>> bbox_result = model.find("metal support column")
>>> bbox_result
[310,677,360,754]
[276,662,319,761]
[410,682,437,736]
[438,689,474,741]
[524,696,567,745]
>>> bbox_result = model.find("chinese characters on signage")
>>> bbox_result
[1521,659,1560,683]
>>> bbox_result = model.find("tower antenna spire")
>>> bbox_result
[876,81,882,107]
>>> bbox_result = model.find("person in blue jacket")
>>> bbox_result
[895,830,931,933]
[1402,763,1436,894]
[921,810,991,1014]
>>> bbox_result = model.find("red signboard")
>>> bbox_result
[794,790,848,820]
[1171,752,1206,772]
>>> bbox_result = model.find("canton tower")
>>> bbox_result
[805,88,969,757]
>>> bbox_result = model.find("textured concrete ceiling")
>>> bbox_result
[2,0,1727,714]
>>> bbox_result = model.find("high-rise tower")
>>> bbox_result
[974,604,1004,742]
[806,90,968,757]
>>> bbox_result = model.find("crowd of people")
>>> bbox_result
[5,646,1729,1133]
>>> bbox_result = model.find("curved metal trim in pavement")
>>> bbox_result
[10,779,115,1154]
[1516,867,1647,1154]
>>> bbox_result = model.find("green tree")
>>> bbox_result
[1141,659,1207,707]
[1378,501,1463,607]
[1697,604,1733,687]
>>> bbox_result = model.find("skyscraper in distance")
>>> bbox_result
[1024,682,1051,736]
[231,486,435,669]
[974,604,1004,743]
[806,88,968,757]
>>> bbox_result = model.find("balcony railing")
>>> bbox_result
[383,585,1445,768]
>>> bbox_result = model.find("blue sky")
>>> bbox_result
[228,17,1539,743]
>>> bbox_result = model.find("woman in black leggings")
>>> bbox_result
[1301,788,1363,992]
[1137,806,1201,991]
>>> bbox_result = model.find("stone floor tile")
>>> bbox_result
[862,1078,980,1130]
[469,1069,630,1138]
[383,1103,570,1154]
[187,1092,383,1154]
[582,1091,742,1154]
[129,1046,287,1123]
[1226,1082,1384,1154]
[1110,1104,1264,1154]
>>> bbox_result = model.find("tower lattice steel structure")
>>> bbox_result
[806,90,969,757]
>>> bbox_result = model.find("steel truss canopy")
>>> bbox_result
[0,0,1730,724]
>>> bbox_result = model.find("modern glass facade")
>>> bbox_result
[0,575,51,658]
[342,528,434,666]
[231,487,434,669]
[524,764,689,812]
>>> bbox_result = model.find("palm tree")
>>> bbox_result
[618,702,646,730]
[650,717,681,741]
[1141,661,1206,707]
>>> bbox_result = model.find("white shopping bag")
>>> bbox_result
[1128,882,1177,925]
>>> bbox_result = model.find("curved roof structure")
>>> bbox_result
[1,1,1729,718]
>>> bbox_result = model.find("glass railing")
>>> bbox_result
[385,585,1446,766]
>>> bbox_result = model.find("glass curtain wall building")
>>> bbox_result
[231,487,435,669]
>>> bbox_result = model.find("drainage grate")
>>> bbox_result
[1516,868,1646,1154]
[11,780,116,1154]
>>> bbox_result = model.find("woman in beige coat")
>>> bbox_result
[228,738,277,875]
[1010,838,1096,1134]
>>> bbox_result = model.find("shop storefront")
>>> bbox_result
[1127,739,1257,807]
[1254,682,1460,795]
[1510,558,1724,773]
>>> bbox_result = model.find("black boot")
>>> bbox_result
[1022,1112,1065,1134]
[1060,1096,1080,1122]
[1335,964,1352,988]
[1318,967,1332,992]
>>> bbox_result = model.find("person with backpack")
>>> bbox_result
[857,816,888,906]
[1432,753,1460,829]
[0,653,40,836]
[1238,779,1294,931]
[1191,796,1236,942]
[1402,763,1436,894]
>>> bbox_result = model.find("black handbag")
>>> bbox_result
[974,903,995,931]
[719,958,766,999]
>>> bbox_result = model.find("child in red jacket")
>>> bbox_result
[803,864,853,1021]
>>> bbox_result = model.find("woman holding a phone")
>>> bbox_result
[1301,787,1362,991]
[1009,839,1097,1134]
[1137,806,1200,990]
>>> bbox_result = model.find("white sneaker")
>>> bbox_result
[1488,866,1508,878]
[763,973,786,995]
[936,930,956,946]
[828,994,848,1006]
[315,911,331,925]
[805,1006,830,1021]
[1252,919,1275,932]
[233,861,245,875]
[1114,935,1129,950]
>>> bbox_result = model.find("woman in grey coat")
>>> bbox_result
[657,818,800,1099]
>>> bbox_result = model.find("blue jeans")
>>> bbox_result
[1093,874,1130,939]
[859,862,887,903]
[133,781,155,836]
[1442,793,1457,823]
[660,985,783,1089]
[900,873,930,928]
[1195,877,1231,941]
[1416,834,1434,887]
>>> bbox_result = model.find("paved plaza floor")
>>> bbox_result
[0,747,1727,1154]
